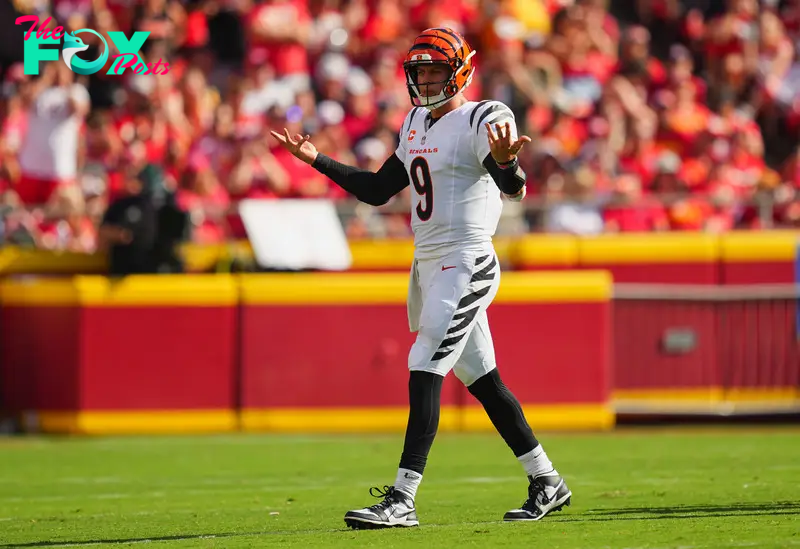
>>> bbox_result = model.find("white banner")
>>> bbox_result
[239,199,352,271]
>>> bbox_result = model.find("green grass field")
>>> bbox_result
[1,427,799,548]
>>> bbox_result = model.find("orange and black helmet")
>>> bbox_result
[403,27,476,110]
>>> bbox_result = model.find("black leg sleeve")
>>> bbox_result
[398,371,443,475]
[467,369,538,457]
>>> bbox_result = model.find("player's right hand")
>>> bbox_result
[270,128,318,166]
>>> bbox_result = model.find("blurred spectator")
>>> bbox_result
[544,165,605,234]
[100,164,187,275]
[16,62,89,206]
[603,172,670,232]
[0,190,39,247]
[99,168,159,275]
[39,185,97,252]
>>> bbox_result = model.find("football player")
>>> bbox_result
[271,27,571,529]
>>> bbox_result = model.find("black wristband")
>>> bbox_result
[497,157,519,169]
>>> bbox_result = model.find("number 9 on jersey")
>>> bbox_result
[411,156,433,222]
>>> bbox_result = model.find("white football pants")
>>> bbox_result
[406,246,500,386]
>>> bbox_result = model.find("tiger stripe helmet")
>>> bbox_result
[403,27,477,110]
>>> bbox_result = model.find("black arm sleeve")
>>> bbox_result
[483,154,527,196]
[311,152,410,206]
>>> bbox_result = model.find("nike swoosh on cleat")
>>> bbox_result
[536,481,564,506]
[393,510,414,519]
[441,265,456,271]
[550,479,565,494]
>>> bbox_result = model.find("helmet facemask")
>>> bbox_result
[404,51,475,111]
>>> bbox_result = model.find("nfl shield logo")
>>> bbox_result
[421,136,426,144]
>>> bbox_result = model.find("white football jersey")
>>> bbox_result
[395,100,518,260]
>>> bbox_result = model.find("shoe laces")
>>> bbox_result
[367,485,401,511]
[522,478,550,511]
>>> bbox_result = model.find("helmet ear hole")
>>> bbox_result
[444,83,458,97]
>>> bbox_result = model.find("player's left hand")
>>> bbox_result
[486,122,532,165]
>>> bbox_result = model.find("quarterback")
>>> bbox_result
[271,27,571,529]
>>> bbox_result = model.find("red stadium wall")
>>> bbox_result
[613,285,800,413]
[343,232,799,282]
[0,271,614,434]
[575,233,720,284]
[718,232,798,284]
[0,276,239,434]
[0,232,796,281]
[1,228,799,435]
[238,272,614,433]
[238,275,460,432]
[514,232,799,285]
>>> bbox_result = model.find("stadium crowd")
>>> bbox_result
[0,0,799,254]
